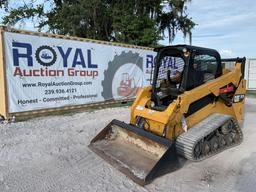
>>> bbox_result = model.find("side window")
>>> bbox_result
[193,54,218,83]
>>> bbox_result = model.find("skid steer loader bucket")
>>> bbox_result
[89,119,176,185]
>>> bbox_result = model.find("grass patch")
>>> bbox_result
[246,90,256,97]
[15,101,133,122]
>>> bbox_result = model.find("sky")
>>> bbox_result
[160,0,256,58]
[0,0,255,58]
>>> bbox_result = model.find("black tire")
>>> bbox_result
[101,51,143,100]
[35,45,57,67]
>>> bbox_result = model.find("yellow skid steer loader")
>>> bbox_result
[89,45,246,185]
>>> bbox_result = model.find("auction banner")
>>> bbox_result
[4,32,156,113]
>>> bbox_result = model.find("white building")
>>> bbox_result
[246,59,256,90]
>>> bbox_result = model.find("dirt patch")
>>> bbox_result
[0,97,255,192]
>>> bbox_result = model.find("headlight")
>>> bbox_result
[150,101,155,108]
[233,94,245,103]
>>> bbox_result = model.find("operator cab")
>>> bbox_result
[150,45,222,111]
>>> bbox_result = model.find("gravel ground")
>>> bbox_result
[0,97,255,192]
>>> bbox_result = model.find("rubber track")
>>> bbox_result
[176,113,243,161]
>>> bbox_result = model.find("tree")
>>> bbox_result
[0,0,195,46]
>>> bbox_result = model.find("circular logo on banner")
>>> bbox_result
[35,45,57,66]
[101,51,143,100]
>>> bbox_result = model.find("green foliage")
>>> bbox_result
[0,0,195,46]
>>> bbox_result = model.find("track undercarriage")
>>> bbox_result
[176,113,243,161]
